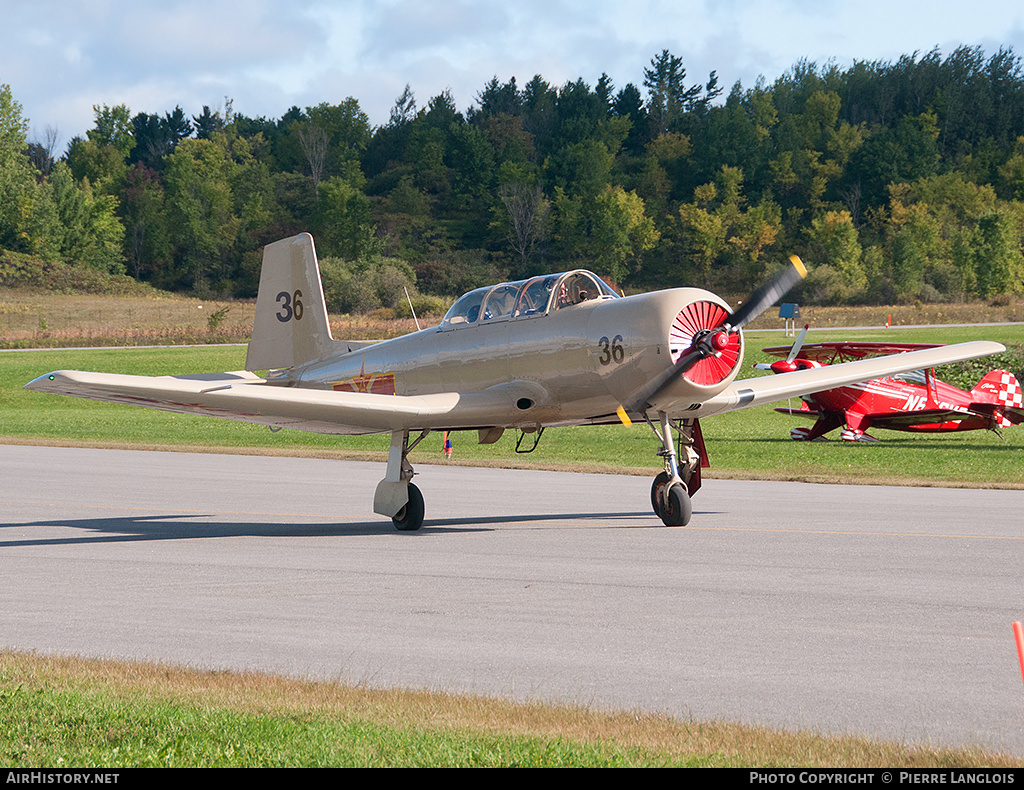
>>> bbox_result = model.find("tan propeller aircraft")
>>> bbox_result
[26,233,1004,530]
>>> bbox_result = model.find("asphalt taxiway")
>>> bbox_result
[3,444,1023,755]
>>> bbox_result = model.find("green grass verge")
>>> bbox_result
[3,324,1022,488]
[2,651,1017,768]
[0,676,654,767]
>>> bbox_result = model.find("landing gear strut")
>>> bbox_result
[647,413,700,527]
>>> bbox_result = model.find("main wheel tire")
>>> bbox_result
[650,472,671,516]
[392,483,425,531]
[659,483,692,527]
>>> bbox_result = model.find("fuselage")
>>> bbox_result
[282,282,743,429]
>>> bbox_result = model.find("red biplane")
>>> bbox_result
[759,328,1024,442]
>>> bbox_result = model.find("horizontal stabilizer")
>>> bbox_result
[968,401,1024,425]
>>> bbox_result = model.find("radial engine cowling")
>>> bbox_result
[596,288,745,416]
[616,254,806,415]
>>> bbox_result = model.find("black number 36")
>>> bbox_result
[275,290,304,322]
[598,335,625,365]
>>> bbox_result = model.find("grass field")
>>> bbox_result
[2,650,1019,768]
[2,294,1024,767]
[0,287,427,348]
[3,286,1024,348]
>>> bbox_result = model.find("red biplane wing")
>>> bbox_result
[865,408,989,429]
[774,405,819,418]
[761,341,943,363]
[692,341,1004,418]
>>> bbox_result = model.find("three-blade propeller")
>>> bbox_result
[625,255,807,416]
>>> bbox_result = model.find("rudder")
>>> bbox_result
[245,233,334,371]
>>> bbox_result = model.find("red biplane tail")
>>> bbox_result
[970,370,1024,426]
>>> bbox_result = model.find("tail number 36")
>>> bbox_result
[276,290,304,322]
[597,335,625,365]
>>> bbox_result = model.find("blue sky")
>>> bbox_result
[5,0,1024,151]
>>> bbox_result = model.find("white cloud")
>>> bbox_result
[5,0,1024,150]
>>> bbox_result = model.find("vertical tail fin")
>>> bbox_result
[971,369,1023,409]
[971,369,1023,427]
[245,233,334,371]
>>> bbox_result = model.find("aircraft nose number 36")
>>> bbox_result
[276,290,304,323]
[597,335,625,365]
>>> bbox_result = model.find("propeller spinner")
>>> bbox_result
[754,323,810,373]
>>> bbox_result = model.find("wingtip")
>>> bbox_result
[789,255,808,278]
[23,372,59,391]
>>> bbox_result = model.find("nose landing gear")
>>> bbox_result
[648,413,704,527]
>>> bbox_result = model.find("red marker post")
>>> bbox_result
[1014,622,1024,693]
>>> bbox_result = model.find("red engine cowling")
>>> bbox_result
[669,300,742,386]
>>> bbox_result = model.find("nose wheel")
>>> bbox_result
[651,472,692,526]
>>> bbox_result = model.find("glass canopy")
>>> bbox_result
[440,270,619,328]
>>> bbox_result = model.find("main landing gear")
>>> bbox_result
[374,429,429,531]
[375,417,704,530]
[647,413,701,527]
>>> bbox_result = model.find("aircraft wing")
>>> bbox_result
[774,406,820,418]
[24,341,1006,433]
[864,403,1024,429]
[865,408,990,428]
[761,341,942,361]
[24,370,548,435]
[690,341,1006,418]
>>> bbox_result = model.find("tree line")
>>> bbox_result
[3,44,1024,311]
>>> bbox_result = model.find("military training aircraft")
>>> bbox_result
[758,331,1024,442]
[25,233,1005,529]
